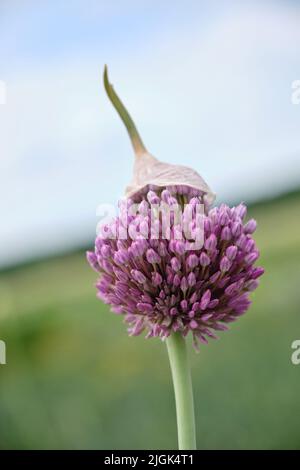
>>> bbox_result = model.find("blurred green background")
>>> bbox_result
[0,191,299,450]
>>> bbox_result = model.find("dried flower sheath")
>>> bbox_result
[103,65,215,205]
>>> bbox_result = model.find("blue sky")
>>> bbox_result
[0,0,300,267]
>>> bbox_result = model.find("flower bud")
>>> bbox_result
[171,257,181,272]
[187,254,199,269]
[235,203,247,220]
[131,269,146,284]
[220,256,231,272]
[221,226,231,241]
[114,249,129,265]
[200,252,210,267]
[173,273,181,287]
[244,219,257,234]
[187,272,196,287]
[200,289,211,310]
[226,245,238,261]
[205,233,217,251]
[180,277,188,293]
[152,272,162,286]
[245,251,259,265]
[146,248,161,264]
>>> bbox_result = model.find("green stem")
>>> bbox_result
[166,333,196,450]
[103,65,147,157]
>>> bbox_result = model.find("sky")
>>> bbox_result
[0,0,300,267]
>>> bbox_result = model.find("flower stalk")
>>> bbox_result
[166,333,196,450]
[103,65,147,157]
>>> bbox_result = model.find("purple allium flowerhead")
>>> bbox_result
[87,67,264,350]
[88,193,264,349]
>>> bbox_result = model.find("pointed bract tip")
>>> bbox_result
[102,64,147,157]
[103,65,109,91]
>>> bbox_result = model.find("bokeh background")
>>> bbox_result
[0,0,300,449]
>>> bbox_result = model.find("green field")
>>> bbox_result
[0,192,300,449]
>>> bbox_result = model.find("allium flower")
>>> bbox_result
[87,67,264,450]
[87,192,263,350]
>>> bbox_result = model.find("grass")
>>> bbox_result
[0,192,300,449]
